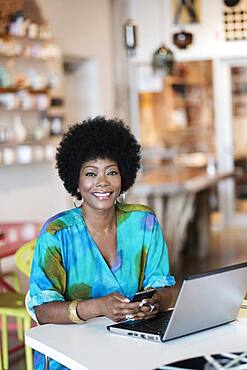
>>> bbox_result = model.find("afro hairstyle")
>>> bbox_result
[56,116,141,198]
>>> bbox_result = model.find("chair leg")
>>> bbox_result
[1,315,8,370]
[24,316,33,370]
[17,318,23,342]
[0,346,3,370]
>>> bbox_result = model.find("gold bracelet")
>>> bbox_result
[68,299,86,324]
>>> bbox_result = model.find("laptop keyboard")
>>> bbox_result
[117,310,173,335]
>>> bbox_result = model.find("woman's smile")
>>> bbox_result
[78,158,121,210]
[92,191,112,200]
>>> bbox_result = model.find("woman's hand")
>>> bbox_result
[99,292,140,322]
[99,291,160,322]
[134,286,174,320]
[97,287,174,322]
[132,291,160,320]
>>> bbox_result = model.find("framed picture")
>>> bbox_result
[173,0,201,24]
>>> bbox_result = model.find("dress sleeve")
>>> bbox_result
[143,216,175,289]
[28,230,66,315]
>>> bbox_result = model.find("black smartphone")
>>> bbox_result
[130,289,156,302]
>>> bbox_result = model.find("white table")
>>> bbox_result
[25,317,247,370]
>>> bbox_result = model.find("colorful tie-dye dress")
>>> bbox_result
[29,203,175,370]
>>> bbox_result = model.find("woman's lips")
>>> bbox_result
[92,192,112,200]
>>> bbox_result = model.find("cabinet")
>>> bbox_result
[0,33,65,166]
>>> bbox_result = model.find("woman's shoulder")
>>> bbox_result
[117,203,155,215]
[39,208,82,236]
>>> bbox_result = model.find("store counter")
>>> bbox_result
[130,166,233,268]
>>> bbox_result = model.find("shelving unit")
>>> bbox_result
[0,30,65,167]
[139,60,215,157]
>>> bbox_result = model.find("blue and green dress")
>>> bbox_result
[29,203,175,370]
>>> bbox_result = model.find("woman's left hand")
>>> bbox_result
[132,291,160,320]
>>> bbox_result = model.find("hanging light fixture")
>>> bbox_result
[152,1,174,76]
[152,43,174,76]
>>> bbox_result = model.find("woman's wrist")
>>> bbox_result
[77,297,104,320]
[68,300,85,323]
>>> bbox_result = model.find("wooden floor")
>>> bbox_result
[7,225,247,370]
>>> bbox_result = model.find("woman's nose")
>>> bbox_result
[96,174,109,187]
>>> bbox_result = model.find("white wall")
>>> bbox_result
[64,59,100,123]
[0,163,68,222]
[37,0,115,117]
[129,0,247,63]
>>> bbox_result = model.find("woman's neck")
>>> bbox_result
[81,205,116,232]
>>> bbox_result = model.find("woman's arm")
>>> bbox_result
[35,299,102,324]
[156,286,175,311]
[35,292,141,324]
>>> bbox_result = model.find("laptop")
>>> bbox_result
[107,262,247,342]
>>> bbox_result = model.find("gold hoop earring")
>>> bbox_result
[116,193,126,204]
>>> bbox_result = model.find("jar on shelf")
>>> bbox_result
[13,114,27,143]
[49,116,64,135]
[2,147,15,165]
[16,145,32,164]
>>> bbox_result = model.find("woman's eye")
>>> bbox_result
[85,172,96,177]
[108,170,118,176]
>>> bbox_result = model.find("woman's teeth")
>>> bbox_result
[93,192,111,199]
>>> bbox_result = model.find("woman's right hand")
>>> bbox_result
[99,292,140,322]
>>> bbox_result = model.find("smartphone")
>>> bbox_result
[130,289,156,302]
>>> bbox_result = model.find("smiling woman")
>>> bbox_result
[79,158,121,210]
[28,116,175,370]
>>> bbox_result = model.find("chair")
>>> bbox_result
[0,239,36,370]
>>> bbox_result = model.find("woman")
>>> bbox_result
[29,116,175,369]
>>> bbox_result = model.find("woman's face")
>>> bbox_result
[78,158,121,211]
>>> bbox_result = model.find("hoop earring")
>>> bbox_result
[73,191,84,208]
[116,193,126,204]
[73,197,83,208]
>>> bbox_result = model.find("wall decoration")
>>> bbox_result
[173,0,201,24]
[224,0,241,6]
[173,30,193,49]
[224,7,247,41]
[124,19,137,57]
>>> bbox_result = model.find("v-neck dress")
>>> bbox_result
[29,203,175,370]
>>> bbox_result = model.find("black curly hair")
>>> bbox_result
[56,116,141,199]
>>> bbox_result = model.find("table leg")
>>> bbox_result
[185,189,211,259]
[194,190,210,258]
[164,193,195,269]
[44,355,50,370]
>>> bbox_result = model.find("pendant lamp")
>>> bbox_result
[152,0,174,76]
[152,43,174,76]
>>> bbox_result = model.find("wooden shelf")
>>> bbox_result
[0,33,53,43]
[0,27,65,167]
[0,87,50,94]
[0,136,62,148]
[0,107,47,113]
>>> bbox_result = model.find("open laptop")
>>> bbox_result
[107,262,247,342]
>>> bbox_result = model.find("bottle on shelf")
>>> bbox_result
[12,113,27,142]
